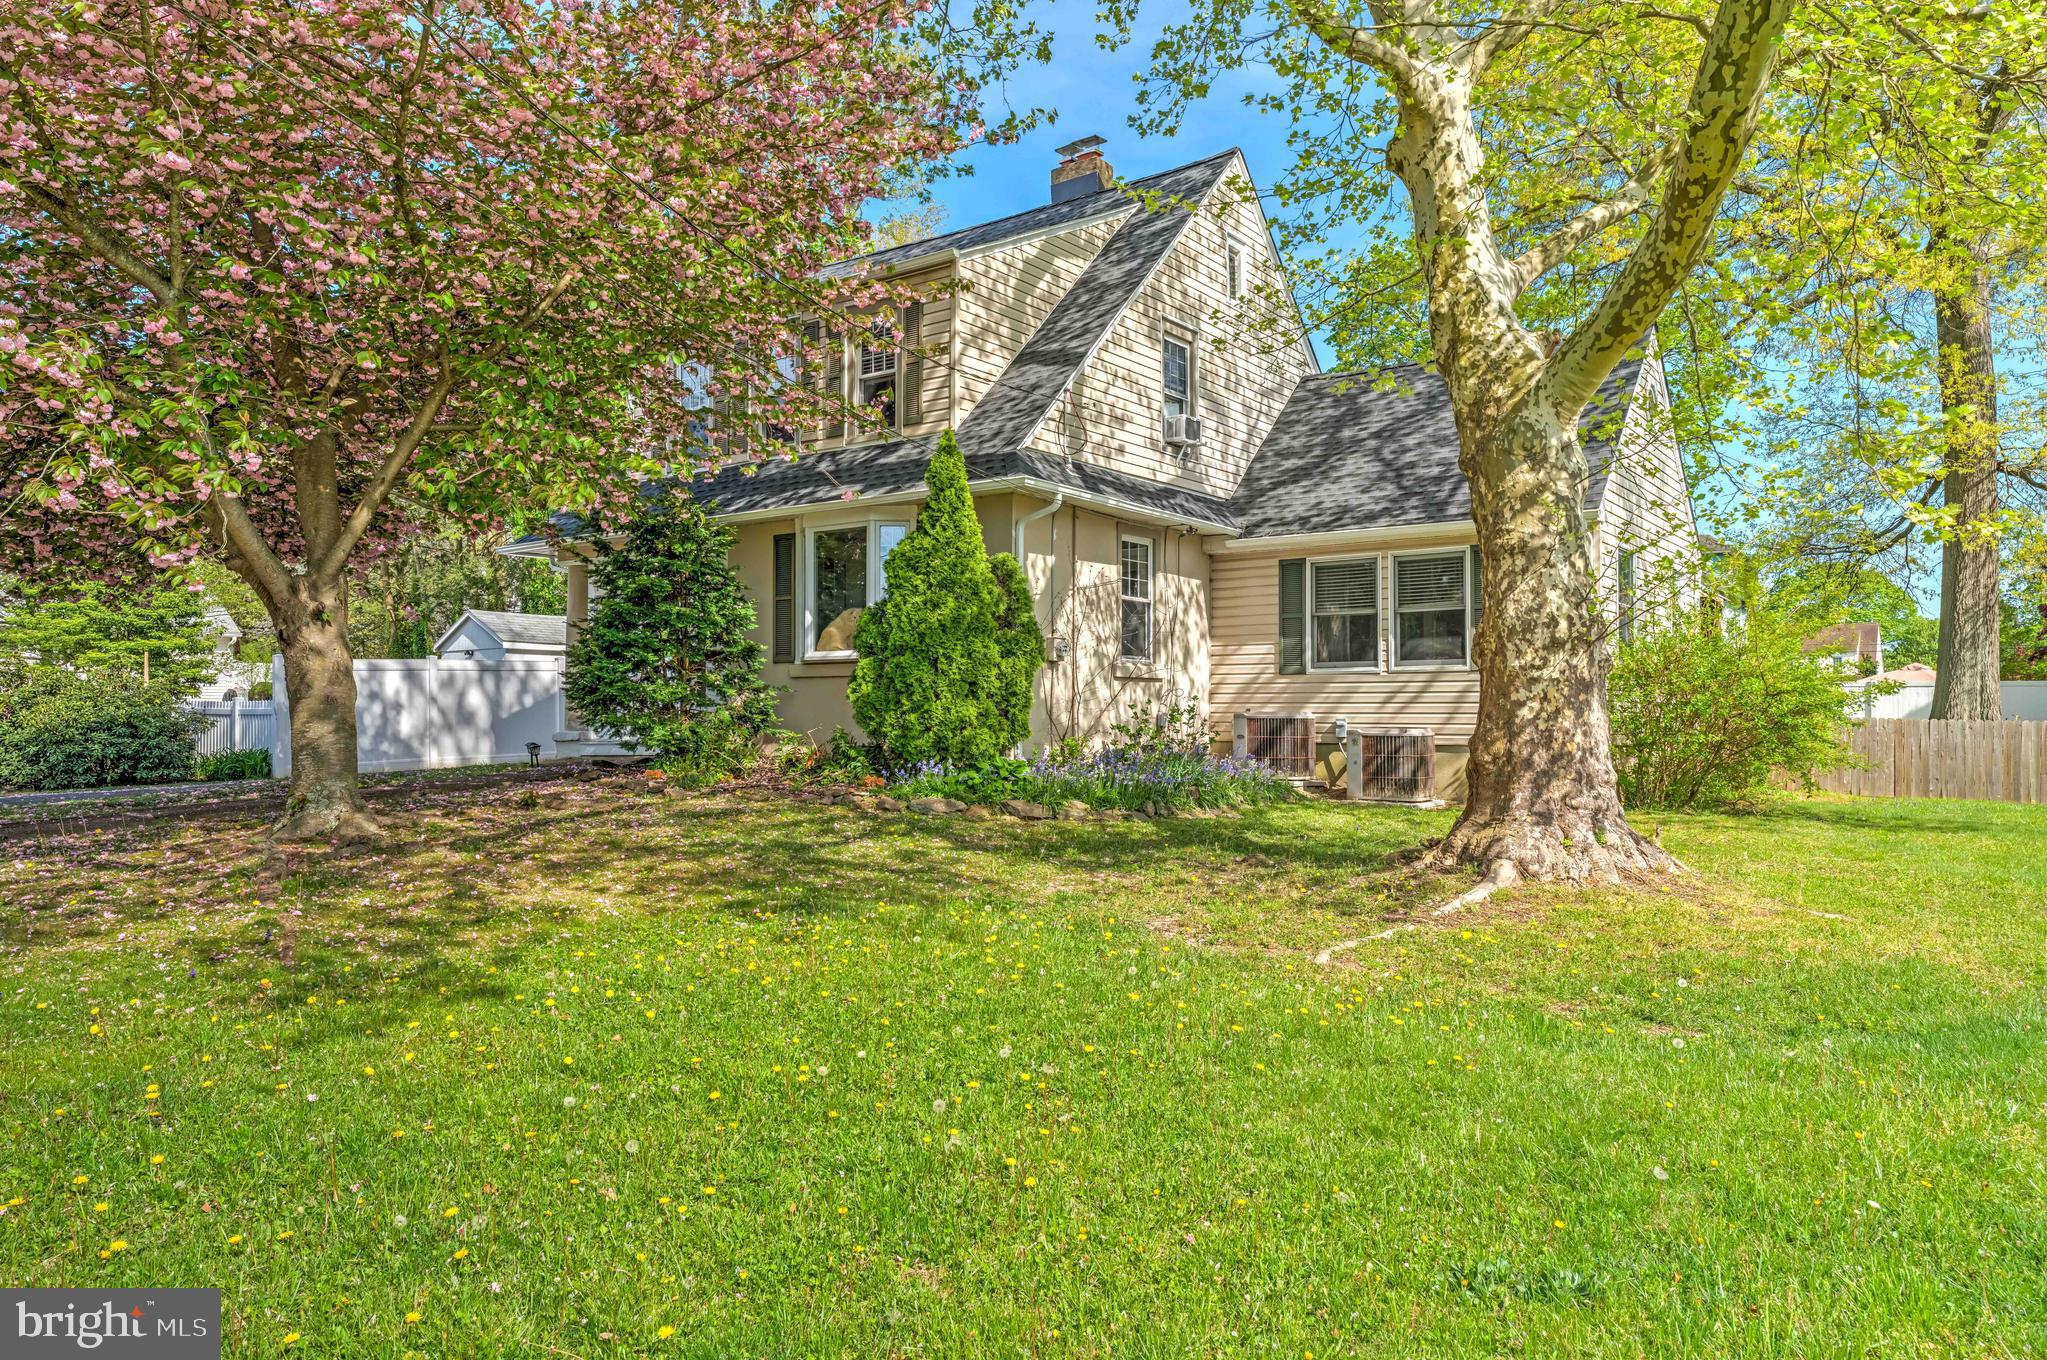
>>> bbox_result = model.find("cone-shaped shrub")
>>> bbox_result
[565,494,779,777]
[850,430,1043,765]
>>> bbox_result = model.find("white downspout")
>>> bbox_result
[1011,492,1064,754]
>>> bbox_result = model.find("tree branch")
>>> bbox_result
[19,183,178,305]
[1460,0,1570,77]
[1545,0,1794,412]
[1290,0,1430,95]
[1505,135,1683,293]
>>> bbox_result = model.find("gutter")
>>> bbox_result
[1209,519,1475,554]
[1012,491,1063,560]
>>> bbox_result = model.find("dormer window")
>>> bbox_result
[857,320,898,430]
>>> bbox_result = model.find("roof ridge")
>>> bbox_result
[833,147,1243,272]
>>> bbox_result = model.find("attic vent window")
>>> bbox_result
[1226,241,1244,300]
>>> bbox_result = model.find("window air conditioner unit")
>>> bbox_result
[1163,413,1203,447]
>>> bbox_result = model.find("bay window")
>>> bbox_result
[807,519,909,657]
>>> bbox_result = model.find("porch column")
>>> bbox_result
[560,559,590,737]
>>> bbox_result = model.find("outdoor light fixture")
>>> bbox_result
[525,741,542,768]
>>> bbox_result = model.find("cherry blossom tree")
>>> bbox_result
[1,0,990,840]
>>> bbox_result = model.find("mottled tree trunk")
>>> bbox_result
[1930,248,2002,720]
[273,579,379,844]
[1432,398,1674,882]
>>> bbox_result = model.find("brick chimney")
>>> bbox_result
[1052,136,1112,204]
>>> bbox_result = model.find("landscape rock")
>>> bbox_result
[1057,800,1090,821]
[908,796,966,815]
[874,795,905,812]
[1003,800,1053,820]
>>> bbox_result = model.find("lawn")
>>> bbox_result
[2,777,2043,1357]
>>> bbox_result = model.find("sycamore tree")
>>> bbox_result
[1108,0,1794,886]
[0,0,1003,841]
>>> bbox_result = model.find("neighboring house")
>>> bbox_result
[512,140,1698,797]
[195,604,270,700]
[432,610,569,661]
[1803,621,1882,673]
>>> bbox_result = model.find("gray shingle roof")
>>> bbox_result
[460,610,567,649]
[820,150,1236,280]
[954,151,1237,467]
[1227,359,1645,539]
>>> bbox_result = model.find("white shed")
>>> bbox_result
[432,610,569,661]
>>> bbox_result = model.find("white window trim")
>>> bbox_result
[1225,238,1246,301]
[1118,532,1156,663]
[801,512,911,661]
[1305,554,1383,674]
[1161,331,1195,422]
[1390,547,1475,671]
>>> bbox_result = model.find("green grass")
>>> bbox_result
[2,780,2043,1357]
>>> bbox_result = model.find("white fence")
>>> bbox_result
[270,656,564,776]
[1854,680,2047,721]
[188,699,278,757]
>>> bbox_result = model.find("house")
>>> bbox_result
[195,604,270,700]
[513,141,1698,797]
[432,610,570,661]
[1802,621,1882,673]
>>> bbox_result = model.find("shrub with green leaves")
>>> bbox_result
[565,495,780,785]
[197,746,273,781]
[1608,614,1859,809]
[0,667,206,790]
[850,431,1043,767]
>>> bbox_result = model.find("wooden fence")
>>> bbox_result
[1815,718,2047,804]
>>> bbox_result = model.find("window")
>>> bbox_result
[807,519,909,657]
[1226,241,1244,300]
[1162,336,1191,421]
[1119,535,1154,661]
[1311,558,1378,669]
[1394,551,1469,666]
[1618,549,1638,644]
[857,318,898,430]
[811,526,868,654]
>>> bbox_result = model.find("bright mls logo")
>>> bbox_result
[4,1290,220,1358]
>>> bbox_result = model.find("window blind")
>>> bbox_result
[1396,553,1465,609]
[1313,560,1378,613]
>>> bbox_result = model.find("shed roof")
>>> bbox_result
[434,609,568,654]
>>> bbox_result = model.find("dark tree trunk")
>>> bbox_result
[1929,248,2002,720]
[274,580,378,844]
[1430,398,1676,885]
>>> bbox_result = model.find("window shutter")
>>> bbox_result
[772,533,795,663]
[900,302,924,427]
[1395,553,1465,608]
[1277,558,1306,674]
[822,325,845,442]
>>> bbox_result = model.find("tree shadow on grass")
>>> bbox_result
[0,780,1460,1047]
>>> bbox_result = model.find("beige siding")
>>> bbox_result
[954,219,1122,417]
[1209,533,1479,795]
[1035,157,1313,499]
[805,264,961,452]
[721,493,1031,744]
[1593,354,1698,621]
[1025,504,1210,749]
